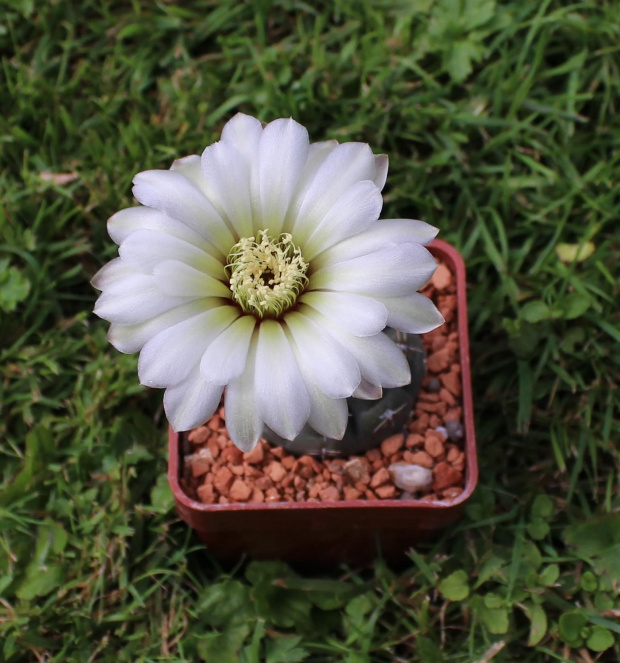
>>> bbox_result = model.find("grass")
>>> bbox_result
[1,0,619,660]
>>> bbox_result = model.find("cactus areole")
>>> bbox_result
[92,113,444,457]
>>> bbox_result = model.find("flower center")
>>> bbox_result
[226,230,309,319]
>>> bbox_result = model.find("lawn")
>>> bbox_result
[1,0,619,661]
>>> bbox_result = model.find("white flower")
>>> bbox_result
[92,113,444,451]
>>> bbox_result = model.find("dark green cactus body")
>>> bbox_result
[263,329,426,457]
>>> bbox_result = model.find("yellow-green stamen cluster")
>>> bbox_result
[226,230,309,319]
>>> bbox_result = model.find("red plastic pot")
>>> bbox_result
[168,239,477,565]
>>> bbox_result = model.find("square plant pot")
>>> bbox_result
[168,239,477,565]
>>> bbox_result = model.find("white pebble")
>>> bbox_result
[187,447,214,465]
[388,463,433,492]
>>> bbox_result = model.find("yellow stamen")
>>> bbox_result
[226,230,309,319]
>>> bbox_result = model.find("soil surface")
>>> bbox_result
[181,256,466,504]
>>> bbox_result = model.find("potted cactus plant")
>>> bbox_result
[92,113,477,564]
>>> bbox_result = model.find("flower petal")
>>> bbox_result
[201,140,254,238]
[377,292,445,334]
[91,257,135,290]
[221,113,263,164]
[352,378,383,399]
[310,244,437,297]
[119,229,226,278]
[374,154,388,190]
[302,306,410,388]
[257,118,309,234]
[284,311,360,399]
[94,272,193,325]
[301,180,383,260]
[282,140,339,232]
[306,389,348,439]
[107,299,213,354]
[107,205,212,249]
[153,260,231,299]
[300,291,387,337]
[346,333,411,389]
[200,315,256,385]
[170,155,205,191]
[138,305,239,388]
[221,113,263,216]
[224,334,263,452]
[278,321,349,439]
[164,367,224,432]
[289,142,378,243]
[254,320,310,440]
[132,169,235,254]
[312,218,439,270]
[171,154,241,229]
[307,140,339,159]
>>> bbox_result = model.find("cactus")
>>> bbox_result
[263,329,426,456]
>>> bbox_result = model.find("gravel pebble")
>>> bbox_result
[343,457,370,484]
[433,462,463,492]
[369,467,391,489]
[229,479,252,502]
[389,463,433,492]
[406,450,434,469]
[375,484,397,499]
[380,433,404,457]
[244,444,264,465]
[188,426,210,445]
[445,420,464,441]
[431,263,452,290]
[213,466,234,494]
[427,378,442,393]
[319,485,340,501]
